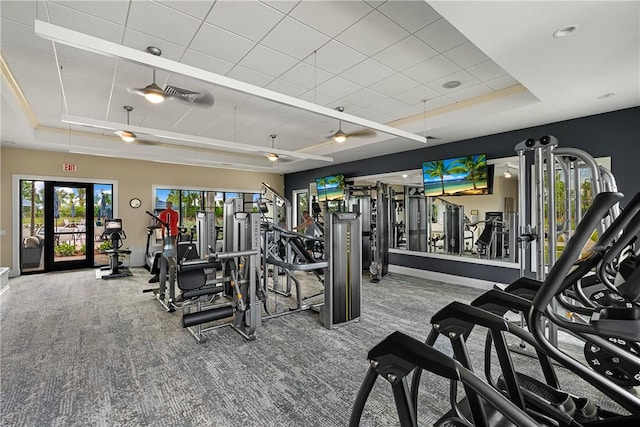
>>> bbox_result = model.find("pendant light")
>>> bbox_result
[504,165,512,178]
[142,47,166,103]
[115,106,136,143]
[266,134,279,161]
[332,106,347,143]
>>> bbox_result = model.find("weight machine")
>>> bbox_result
[515,135,618,346]
[345,181,389,282]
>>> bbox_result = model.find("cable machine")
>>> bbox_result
[324,212,362,329]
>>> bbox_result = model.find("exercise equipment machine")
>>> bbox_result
[143,211,178,311]
[323,212,362,329]
[345,182,389,282]
[405,187,427,252]
[99,218,132,279]
[349,331,539,427]
[182,211,261,342]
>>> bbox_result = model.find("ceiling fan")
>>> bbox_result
[264,134,300,164]
[327,106,376,143]
[114,106,158,145]
[127,46,214,107]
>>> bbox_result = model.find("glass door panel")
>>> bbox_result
[44,182,94,271]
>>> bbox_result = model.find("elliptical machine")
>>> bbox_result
[99,218,132,280]
[143,210,178,311]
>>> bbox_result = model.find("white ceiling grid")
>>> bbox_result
[0,0,638,173]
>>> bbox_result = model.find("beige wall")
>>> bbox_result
[1,147,283,275]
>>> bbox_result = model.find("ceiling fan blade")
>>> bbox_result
[127,86,147,97]
[134,139,160,146]
[164,85,214,107]
[425,135,441,140]
[347,129,376,138]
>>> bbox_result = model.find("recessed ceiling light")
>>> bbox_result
[442,80,462,89]
[402,174,408,178]
[598,92,615,99]
[553,25,579,38]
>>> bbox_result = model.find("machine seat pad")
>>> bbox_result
[179,259,218,272]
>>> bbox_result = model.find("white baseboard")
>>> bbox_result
[1,267,10,286]
[388,264,505,291]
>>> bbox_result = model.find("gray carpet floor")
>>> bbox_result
[0,268,633,426]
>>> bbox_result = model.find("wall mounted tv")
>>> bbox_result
[422,154,490,197]
[315,174,345,201]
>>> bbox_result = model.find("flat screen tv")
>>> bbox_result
[422,154,489,197]
[316,174,345,201]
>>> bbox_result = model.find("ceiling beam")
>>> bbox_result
[35,20,427,145]
[61,114,333,162]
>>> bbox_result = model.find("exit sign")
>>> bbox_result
[62,163,78,172]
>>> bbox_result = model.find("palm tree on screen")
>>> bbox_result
[423,160,452,195]
[453,154,486,190]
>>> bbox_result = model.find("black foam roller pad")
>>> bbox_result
[182,305,234,327]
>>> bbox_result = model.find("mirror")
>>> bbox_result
[348,156,520,263]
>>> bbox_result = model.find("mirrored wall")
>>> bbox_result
[308,157,520,264]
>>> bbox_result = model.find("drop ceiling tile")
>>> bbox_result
[180,49,235,75]
[369,73,421,97]
[485,75,520,91]
[116,60,172,82]
[260,0,300,14]
[156,1,215,19]
[261,16,330,60]
[446,83,493,102]
[190,23,256,64]
[59,58,118,88]
[66,94,112,118]
[1,18,55,54]
[377,0,440,33]
[298,90,338,107]
[207,1,284,42]
[336,10,408,56]
[387,104,422,121]
[1,0,37,26]
[348,107,388,123]
[372,35,438,72]
[54,45,119,72]
[51,0,130,25]
[141,105,194,130]
[23,82,62,114]
[403,55,461,85]
[367,98,411,114]
[426,70,481,95]
[306,40,367,75]
[315,76,362,99]
[443,42,490,68]
[467,60,508,83]
[289,1,373,37]
[422,96,455,113]
[342,88,388,108]
[127,1,201,47]
[265,79,307,97]
[122,28,186,62]
[392,85,440,106]
[209,86,252,108]
[238,44,299,78]
[279,61,334,89]
[226,65,273,87]
[340,58,395,87]
[1,46,59,86]
[414,18,468,53]
[47,2,125,43]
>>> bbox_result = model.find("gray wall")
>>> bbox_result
[285,106,640,283]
